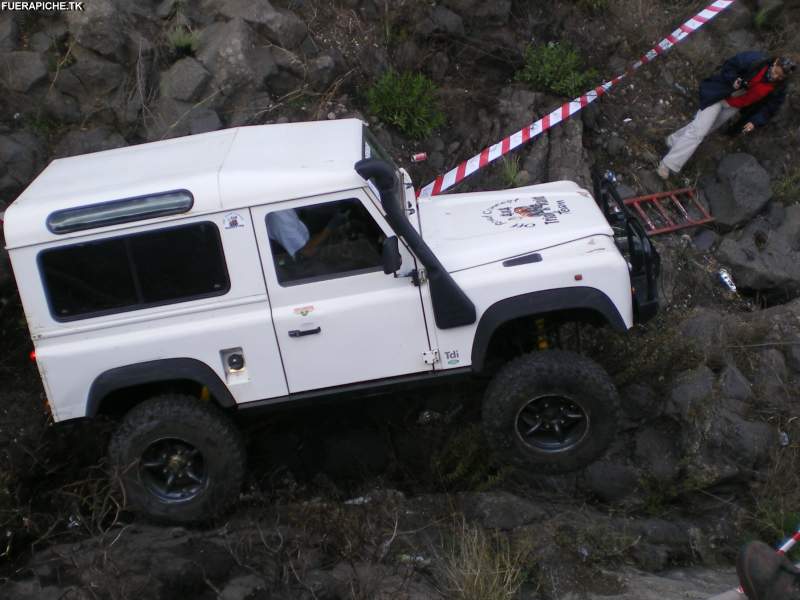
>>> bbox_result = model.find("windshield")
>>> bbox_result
[363,127,407,223]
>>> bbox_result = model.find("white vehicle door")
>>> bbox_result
[251,190,434,393]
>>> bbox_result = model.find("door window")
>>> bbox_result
[266,198,385,285]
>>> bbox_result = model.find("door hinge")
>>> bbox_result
[411,268,427,286]
[422,349,440,365]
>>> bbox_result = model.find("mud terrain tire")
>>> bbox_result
[109,395,245,523]
[482,351,618,473]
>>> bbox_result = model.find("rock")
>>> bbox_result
[29,32,53,53]
[691,228,718,252]
[667,366,714,421]
[717,206,800,299]
[0,132,46,200]
[723,29,759,55]
[213,0,308,49]
[677,308,728,361]
[750,348,790,409]
[635,426,680,482]
[547,117,591,189]
[394,40,421,71]
[0,14,18,51]
[606,134,626,156]
[557,566,738,600]
[417,6,465,36]
[620,383,661,422]
[428,51,449,81]
[584,460,640,502]
[145,96,222,140]
[220,574,267,600]
[189,108,222,134]
[459,491,546,529]
[497,86,539,132]
[160,57,211,102]
[701,154,771,228]
[0,51,48,93]
[65,0,130,63]
[718,364,753,404]
[58,46,126,98]
[441,0,512,24]
[307,53,337,91]
[53,128,127,158]
[196,20,277,99]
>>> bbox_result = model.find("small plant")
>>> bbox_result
[366,70,445,140]
[167,26,198,58]
[516,42,599,98]
[500,155,521,189]
[437,519,526,600]
[773,166,800,205]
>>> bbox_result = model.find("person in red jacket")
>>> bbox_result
[658,52,795,179]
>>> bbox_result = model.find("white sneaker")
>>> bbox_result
[657,163,670,180]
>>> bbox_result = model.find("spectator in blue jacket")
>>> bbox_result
[658,51,794,179]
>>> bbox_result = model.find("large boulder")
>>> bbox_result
[55,46,126,99]
[196,19,277,102]
[65,0,130,64]
[144,96,222,140]
[212,0,307,49]
[441,0,511,24]
[160,57,211,102]
[0,51,48,93]
[548,117,592,190]
[716,205,800,299]
[0,131,47,201]
[53,128,126,158]
[0,13,18,51]
[701,153,771,228]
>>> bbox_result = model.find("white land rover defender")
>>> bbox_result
[3,119,659,522]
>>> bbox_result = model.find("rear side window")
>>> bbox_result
[39,222,229,321]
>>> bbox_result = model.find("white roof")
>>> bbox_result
[4,119,367,249]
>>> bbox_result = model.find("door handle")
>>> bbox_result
[288,327,321,338]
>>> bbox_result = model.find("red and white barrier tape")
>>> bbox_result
[418,0,736,198]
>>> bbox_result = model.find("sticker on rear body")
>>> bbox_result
[224,213,245,229]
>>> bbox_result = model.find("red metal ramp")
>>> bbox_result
[623,188,713,235]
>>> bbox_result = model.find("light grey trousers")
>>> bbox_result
[661,100,739,173]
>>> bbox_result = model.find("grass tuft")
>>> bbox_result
[437,519,526,600]
[367,70,445,140]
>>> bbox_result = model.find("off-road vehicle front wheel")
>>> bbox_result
[482,350,619,474]
[109,394,245,523]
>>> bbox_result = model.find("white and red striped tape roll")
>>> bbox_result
[418,0,736,198]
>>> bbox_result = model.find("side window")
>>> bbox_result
[39,222,229,321]
[266,198,385,285]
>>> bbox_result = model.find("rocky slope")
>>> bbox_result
[1,0,800,598]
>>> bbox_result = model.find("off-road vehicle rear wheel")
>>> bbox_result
[482,350,619,473]
[109,394,245,523]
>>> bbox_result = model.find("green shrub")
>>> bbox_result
[167,26,198,57]
[366,70,445,140]
[516,42,598,98]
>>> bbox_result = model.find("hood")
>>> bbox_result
[416,181,613,272]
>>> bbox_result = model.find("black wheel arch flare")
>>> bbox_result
[86,357,236,416]
[471,287,627,373]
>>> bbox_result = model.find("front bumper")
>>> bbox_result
[593,173,660,324]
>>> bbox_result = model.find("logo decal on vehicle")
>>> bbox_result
[481,196,570,228]
[293,305,314,316]
[223,213,245,229]
[445,350,460,365]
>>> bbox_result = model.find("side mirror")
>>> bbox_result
[381,236,402,274]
